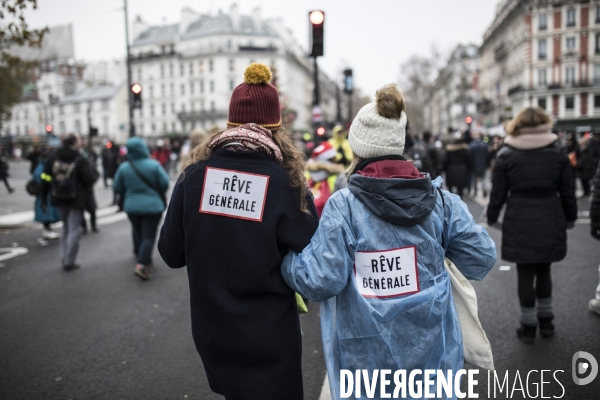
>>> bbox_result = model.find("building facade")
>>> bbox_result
[129,5,339,137]
[479,0,600,132]
[425,44,479,134]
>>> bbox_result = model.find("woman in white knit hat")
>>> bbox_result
[282,84,497,399]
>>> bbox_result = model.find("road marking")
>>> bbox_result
[577,218,591,224]
[0,247,28,262]
[499,265,511,271]
[319,375,331,400]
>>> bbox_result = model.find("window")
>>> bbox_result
[150,104,155,116]
[149,85,154,97]
[73,103,80,113]
[74,120,81,134]
[596,33,600,54]
[227,40,232,50]
[538,69,547,85]
[180,64,184,76]
[103,117,108,135]
[137,68,142,81]
[538,97,547,110]
[161,84,165,96]
[539,13,547,30]
[171,102,175,113]
[190,101,195,111]
[209,59,213,72]
[200,81,204,93]
[595,95,600,108]
[102,100,108,110]
[163,122,167,132]
[199,61,204,73]
[169,63,173,77]
[566,67,575,84]
[229,59,235,71]
[539,39,547,60]
[566,37,575,50]
[594,65,600,83]
[59,121,65,133]
[596,6,600,23]
[567,8,576,27]
[59,105,64,115]
[170,83,174,96]
[211,101,215,112]
[180,84,185,96]
[172,122,176,131]
[160,64,165,78]
[181,104,186,112]
[230,80,235,90]
[210,81,214,92]
[152,123,156,133]
[162,103,166,115]
[565,96,575,110]
[190,82,194,95]
[189,62,194,75]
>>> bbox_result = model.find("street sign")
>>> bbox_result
[311,105,322,123]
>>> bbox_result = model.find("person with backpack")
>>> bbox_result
[282,84,496,399]
[40,134,97,271]
[113,137,170,280]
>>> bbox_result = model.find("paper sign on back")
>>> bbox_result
[200,167,269,222]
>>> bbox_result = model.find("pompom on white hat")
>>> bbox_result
[348,84,407,158]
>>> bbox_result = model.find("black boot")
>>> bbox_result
[538,317,554,338]
[517,324,536,344]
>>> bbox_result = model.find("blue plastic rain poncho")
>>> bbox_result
[282,158,496,400]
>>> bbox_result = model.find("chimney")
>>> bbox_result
[230,3,240,31]
[252,7,262,32]
[181,7,198,35]
[132,15,150,40]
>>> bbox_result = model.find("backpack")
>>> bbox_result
[51,156,81,200]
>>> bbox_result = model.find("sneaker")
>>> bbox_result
[8,188,15,194]
[63,264,80,272]
[146,263,155,274]
[589,299,600,316]
[134,264,151,280]
[42,229,60,240]
[517,324,536,344]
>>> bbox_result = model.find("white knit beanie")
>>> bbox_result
[348,85,407,158]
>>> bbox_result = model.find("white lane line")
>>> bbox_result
[96,212,128,226]
[0,247,28,262]
[319,375,332,400]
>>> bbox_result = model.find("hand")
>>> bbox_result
[592,226,600,240]
[566,221,575,230]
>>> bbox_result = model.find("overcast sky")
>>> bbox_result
[23,0,499,97]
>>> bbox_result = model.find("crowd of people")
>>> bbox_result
[7,61,600,398]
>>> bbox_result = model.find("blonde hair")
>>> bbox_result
[182,128,311,214]
[506,107,552,137]
[345,153,365,177]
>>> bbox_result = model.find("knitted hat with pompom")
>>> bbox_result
[349,84,408,158]
[227,63,282,131]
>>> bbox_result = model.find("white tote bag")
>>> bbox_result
[444,258,495,371]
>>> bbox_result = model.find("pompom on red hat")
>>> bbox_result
[227,63,282,132]
[311,142,337,162]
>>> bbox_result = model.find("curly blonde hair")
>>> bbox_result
[181,128,310,214]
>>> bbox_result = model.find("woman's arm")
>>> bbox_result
[557,153,577,223]
[281,199,355,302]
[486,150,509,224]
[158,180,186,268]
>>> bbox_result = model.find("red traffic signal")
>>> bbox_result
[309,10,325,57]
[131,83,142,109]
[465,116,473,124]
[45,125,53,133]
[316,126,326,136]
[131,83,142,94]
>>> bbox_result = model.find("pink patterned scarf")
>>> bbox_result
[209,123,283,162]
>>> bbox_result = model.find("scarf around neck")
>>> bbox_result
[209,123,283,162]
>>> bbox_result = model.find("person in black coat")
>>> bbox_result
[487,107,577,343]
[578,135,600,197]
[158,63,318,400]
[589,160,600,315]
[443,138,471,198]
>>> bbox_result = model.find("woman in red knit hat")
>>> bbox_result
[158,63,318,399]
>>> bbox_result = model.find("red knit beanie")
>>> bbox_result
[227,63,282,132]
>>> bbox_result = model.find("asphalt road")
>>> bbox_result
[0,162,599,399]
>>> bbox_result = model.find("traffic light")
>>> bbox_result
[90,127,99,137]
[309,10,325,57]
[131,83,142,109]
[316,126,326,136]
[465,116,473,125]
[343,69,354,94]
[45,125,53,135]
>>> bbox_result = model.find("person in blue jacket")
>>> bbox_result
[113,137,170,280]
[33,150,61,239]
[282,84,497,400]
